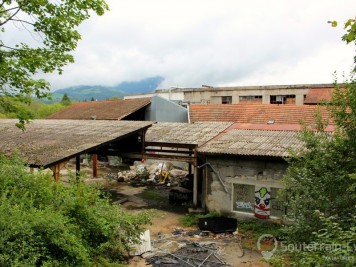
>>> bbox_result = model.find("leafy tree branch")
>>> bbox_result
[0,0,109,128]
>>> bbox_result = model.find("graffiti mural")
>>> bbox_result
[254,186,271,219]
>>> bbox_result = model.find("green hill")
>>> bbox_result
[49,76,164,102]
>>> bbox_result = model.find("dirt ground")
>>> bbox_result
[102,181,270,267]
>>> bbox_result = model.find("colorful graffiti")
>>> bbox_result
[254,186,271,219]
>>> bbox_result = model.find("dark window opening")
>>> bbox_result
[270,95,295,104]
[222,96,232,104]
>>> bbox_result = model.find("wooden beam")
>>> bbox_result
[92,154,98,178]
[145,141,197,149]
[52,164,60,182]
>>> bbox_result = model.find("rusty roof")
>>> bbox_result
[189,104,333,126]
[304,88,333,104]
[47,98,151,120]
[0,119,152,167]
[146,122,232,146]
[199,129,304,157]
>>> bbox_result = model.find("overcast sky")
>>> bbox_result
[44,0,356,90]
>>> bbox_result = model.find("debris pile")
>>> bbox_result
[140,227,244,266]
[117,161,189,187]
[147,241,228,267]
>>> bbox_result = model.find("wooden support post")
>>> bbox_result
[92,154,98,178]
[53,164,60,182]
[76,155,81,178]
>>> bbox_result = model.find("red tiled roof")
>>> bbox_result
[47,98,151,120]
[189,104,334,126]
[304,88,333,104]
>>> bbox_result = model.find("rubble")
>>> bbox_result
[116,161,190,187]
[141,227,246,266]
[146,241,228,267]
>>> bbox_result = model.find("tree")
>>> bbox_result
[61,93,71,106]
[0,0,109,128]
[278,19,356,266]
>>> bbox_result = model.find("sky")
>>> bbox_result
[14,0,356,90]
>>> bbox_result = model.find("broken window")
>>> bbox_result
[221,96,232,104]
[270,95,295,104]
[239,95,262,104]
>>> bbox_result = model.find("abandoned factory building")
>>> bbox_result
[0,100,335,220]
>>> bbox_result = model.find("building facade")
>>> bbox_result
[125,83,335,106]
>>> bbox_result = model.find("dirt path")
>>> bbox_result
[102,182,269,267]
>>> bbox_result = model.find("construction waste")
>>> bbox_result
[117,161,190,187]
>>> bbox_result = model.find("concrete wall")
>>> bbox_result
[202,155,288,220]
[145,95,188,122]
[124,91,185,101]
[184,87,309,105]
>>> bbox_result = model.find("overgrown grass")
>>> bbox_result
[238,220,283,250]
[140,188,167,201]
[179,211,222,227]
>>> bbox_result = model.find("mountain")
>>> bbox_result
[49,76,164,102]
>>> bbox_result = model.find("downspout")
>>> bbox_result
[187,104,191,123]
[197,162,228,193]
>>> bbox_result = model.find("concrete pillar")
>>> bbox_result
[262,94,270,104]
[295,94,304,105]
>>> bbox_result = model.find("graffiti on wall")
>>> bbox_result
[254,186,271,219]
[236,201,254,210]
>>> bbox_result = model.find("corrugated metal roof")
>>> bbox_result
[189,104,333,126]
[226,122,335,132]
[199,129,304,157]
[47,98,151,120]
[0,119,152,167]
[146,122,232,146]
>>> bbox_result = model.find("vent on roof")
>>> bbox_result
[267,120,275,124]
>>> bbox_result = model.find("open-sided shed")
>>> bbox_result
[0,119,152,180]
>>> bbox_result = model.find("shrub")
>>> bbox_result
[0,155,151,266]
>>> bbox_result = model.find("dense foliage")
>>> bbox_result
[0,0,108,127]
[278,18,356,267]
[0,97,67,120]
[0,156,151,266]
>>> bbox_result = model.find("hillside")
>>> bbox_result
[49,76,164,102]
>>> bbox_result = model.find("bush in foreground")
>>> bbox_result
[0,156,151,266]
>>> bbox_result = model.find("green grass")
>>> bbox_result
[140,189,166,201]
[179,211,222,227]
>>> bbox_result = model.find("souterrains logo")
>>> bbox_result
[257,234,278,260]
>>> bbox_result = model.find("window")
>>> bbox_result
[232,184,287,218]
[239,95,262,104]
[222,96,232,104]
[270,95,295,104]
